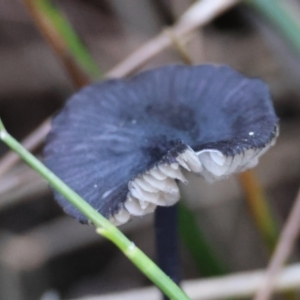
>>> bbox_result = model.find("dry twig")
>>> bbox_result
[0,118,51,178]
[107,0,238,78]
[253,187,300,300]
[23,0,93,86]
[0,216,152,271]
[0,0,238,179]
[68,263,300,300]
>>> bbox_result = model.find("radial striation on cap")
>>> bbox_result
[44,64,279,225]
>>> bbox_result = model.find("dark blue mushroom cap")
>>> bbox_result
[44,65,278,225]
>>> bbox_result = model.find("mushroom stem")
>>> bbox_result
[155,204,181,300]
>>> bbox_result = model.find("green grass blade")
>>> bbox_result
[245,0,300,57]
[179,202,227,276]
[0,121,191,300]
[34,0,102,80]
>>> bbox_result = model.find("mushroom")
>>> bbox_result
[44,64,278,226]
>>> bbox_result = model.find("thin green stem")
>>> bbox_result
[0,121,191,300]
[98,227,184,298]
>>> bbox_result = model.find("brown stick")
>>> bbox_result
[107,0,238,78]
[0,118,51,177]
[0,0,238,178]
[61,263,300,300]
[23,0,90,87]
[253,188,300,300]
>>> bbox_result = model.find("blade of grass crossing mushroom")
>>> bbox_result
[0,121,191,300]
[40,63,278,298]
[23,0,102,83]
